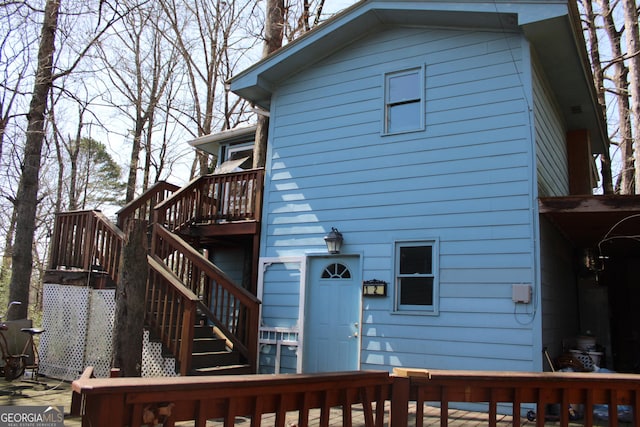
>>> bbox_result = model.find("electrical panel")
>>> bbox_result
[512,284,532,303]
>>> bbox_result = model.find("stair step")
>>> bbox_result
[192,337,227,353]
[193,324,217,338]
[191,364,252,376]
[191,350,240,369]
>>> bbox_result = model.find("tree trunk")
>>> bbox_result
[253,0,284,168]
[623,0,639,193]
[111,220,147,377]
[7,0,60,321]
[68,118,84,210]
[126,129,143,203]
[253,114,269,168]
[581,0,614,194]
[598,0,634,194]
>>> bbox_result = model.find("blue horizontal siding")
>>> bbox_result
[532,54,568,196]
[261,262,301,328]
[261,26,537,372]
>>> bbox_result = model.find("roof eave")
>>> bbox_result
[522,14,608,154]
[188,125,258,156]
[230,0,608,154]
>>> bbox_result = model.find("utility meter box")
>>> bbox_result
[512,284,532,303]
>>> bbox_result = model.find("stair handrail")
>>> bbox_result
[117,181,180,231]
[150,222,260,371]
[146,255,198,376]
[154,169,264,232]
[48,210,124,284]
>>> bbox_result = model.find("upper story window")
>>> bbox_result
[395,240,438,313]
[384,67,425,134]
[221,142,253,170]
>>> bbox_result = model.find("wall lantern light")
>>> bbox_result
[323,227,344,254]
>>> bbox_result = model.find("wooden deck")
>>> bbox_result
[0,378,533,427]
[2,373,633,427]
[68,367,640,427]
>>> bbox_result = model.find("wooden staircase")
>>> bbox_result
[146,313,251,376]
[46,172,264,376]
[190,321,251,375]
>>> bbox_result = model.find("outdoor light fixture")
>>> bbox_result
[324,227,344,254]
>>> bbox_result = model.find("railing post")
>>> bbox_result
[254,169,264,222]
[48,212,62,270]
[247,303,260,372]
[154,203,166,230]
[70,367,94,416]
[179,302,196,376]
[82,211,98,271]
[390,376,410,427]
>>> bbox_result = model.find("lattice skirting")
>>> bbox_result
[142,330,178,377]
[40,284,177,380]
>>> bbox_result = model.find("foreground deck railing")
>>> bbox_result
[48,210,124,284]
[72,367,393,427]
[392,368,640,427]
[71,367,640,427]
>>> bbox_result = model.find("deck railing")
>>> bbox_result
[391,368,640,427]
[154,169,264,232]
[146,256,198,376]
[48,210,124,283]
[149,223,260,373]
[71,367,640,427]
[116,181,180,231]
[72,367,393,427]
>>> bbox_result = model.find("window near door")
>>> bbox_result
[384,67,424,134]
[395,241,438,313]
[321,263,352,279]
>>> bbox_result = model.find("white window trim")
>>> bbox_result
[225,142,254,162]
[382,65,426,135]
[393,239,440,315]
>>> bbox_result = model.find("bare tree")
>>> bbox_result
[622,0,639,192]
[159,0,257,177]
[580,0,640,194]
[7,0,61,320]
[583,0,634,194]
[0,2,36,164]
[253,0,284,169]
[286,0,327,42]
[7,0,128,320]
[95,0,179,202]
[0,2,39,283]
[253,0,329,168]
[581,0,615,194]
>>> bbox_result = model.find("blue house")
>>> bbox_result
[190,0,640,376]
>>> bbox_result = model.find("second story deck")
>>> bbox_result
[125,169,264,240]
[47,169,265,283]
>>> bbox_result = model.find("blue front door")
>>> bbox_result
[303,256,361,373]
